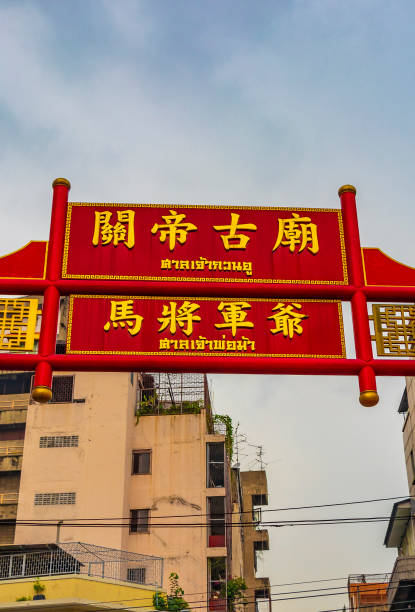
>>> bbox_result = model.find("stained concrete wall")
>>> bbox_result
[14,371,134,550]
[13,371,231,607]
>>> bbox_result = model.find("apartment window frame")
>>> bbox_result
[208,557,226,601]
[130,509,150,534]
[207,442,225,488]
[207,496,226,541]
[132,450,152,475]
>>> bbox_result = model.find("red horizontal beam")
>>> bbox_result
[1,277,415,302]
[1,353,415,376]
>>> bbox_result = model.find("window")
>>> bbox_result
[55,342,66,354]
[51,376,74,403]
[132,451,151,475]
[34,492,76,505]
[0,372,34,395]
[207,443,225,488]
[40,436,79,448]
[127,567,146,584]
[252,494,267,506]
[208,497,225,547]
[208,557,226,600]
[410,450,415,485]
[130,509,149,533]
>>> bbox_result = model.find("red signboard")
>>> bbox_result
[3,179,415,408]
[62,203,347,285]
[66,295,345,359]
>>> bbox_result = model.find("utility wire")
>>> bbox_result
[14,495,410,522]
[5,514,413,528]
[64,570,415,605]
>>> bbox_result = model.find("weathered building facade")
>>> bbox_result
[0,369,270,611]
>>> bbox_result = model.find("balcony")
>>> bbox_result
[0,542,163,589]
[388,556,415,608]
[254,530,270,552]
[0,494,18,521]
[0,398,28,427]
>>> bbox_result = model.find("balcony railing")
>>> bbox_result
[0,443,24,456]
[0,400,28,411]
[0,542,163,589]
[0,493,18,505]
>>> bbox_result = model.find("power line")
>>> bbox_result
[14,495,410,522]
[61,569,415,605]
[5,513,412,529]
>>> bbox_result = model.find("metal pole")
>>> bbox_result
[56,520,63,543]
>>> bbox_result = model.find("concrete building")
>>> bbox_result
[0,369,271,611]
[347,574,389,612]
[383,378,415,610]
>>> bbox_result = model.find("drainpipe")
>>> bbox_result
[56,520,63,543]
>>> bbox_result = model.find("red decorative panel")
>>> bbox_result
[62,203,348,285]
[363,247,415,287]
[67,295,345,359]
[0,242,47,279]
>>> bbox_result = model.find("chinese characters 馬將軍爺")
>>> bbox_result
[214,301,254,337]
[157,301,201,336]
[267,302,308,338]
[104,300,143,336]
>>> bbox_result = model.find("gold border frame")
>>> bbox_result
[66,294,346,359]
[62,203,348,285]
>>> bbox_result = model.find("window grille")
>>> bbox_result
[130,509,149,533]
[34,492,76,505]
[39,436,79,448]
[127,567,146,583]
[132,451,151,474]
[55,342,66,355]
[51,376,74,403]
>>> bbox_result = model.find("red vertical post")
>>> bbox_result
[32,178,70,403]
[339,185,379,407]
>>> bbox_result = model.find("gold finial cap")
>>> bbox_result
[32,386,52,404]
[52,178,71,190]
[338,184,356,196]
[359,390,379,407]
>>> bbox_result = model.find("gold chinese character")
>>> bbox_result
[151,210,197,251]
[272,212,319,254]
[0,298,40,352]
[92,210,135,248]
[158,301,201,336]
[268,302,308,338]
[104,300,143,336]
[213,213,257,250]
[215,301,254,337]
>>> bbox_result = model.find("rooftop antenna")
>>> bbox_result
[233,422,240,468]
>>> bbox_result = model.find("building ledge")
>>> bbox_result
[388,556,415,605]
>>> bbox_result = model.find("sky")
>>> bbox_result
[1,1,415,610]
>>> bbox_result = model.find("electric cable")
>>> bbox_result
[13,495,411,522]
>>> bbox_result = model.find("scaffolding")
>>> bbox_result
[138,372,209,415]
